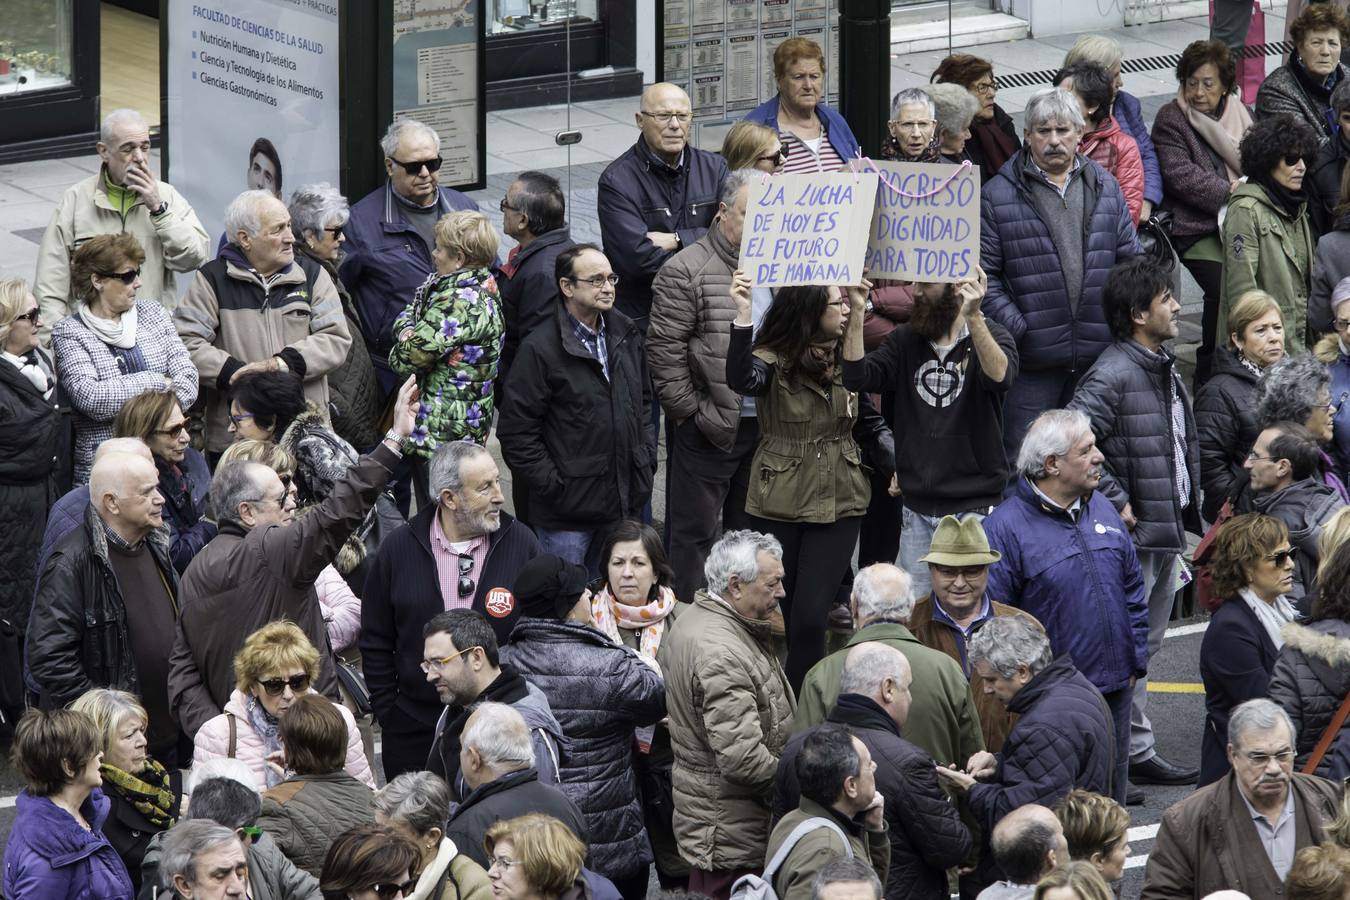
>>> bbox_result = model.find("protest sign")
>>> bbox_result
[739,171,878,287]
[864,161,980,283]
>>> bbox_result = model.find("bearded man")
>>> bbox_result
[842,265,1018,598]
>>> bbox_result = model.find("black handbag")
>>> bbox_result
[1137,210,1178,271]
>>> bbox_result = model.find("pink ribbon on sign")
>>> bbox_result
[847,154,974,200]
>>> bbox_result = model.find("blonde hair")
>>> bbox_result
[70,688,147,754]
[721,121,780,171]
[1064,35,1124,70]
[482,815,586,895]
[1228,290,1283,349]
[1054,790,1130,863]
[219,439,295,478]
[1033,860,1115,900]
[434,210,498,269]
[233,620,320,694]
[1320,508,1350,582]
[0,278,31,347]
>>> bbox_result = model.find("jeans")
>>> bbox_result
[1001,368,1084,478]
[897,506,988,600]
[534,526,606,578]
[1130,549,1181,763]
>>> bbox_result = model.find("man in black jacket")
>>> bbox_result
[445,701,588,872]
[360,440,541,780]
[498,171,576,381]
[1069,257,1199,790]
[27,451,182,763]
[1306,80,1350,237]
[842,266,1016,601]
[497,244,656,574]
[776,643,972,900]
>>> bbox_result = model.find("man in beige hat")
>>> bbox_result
[908,515,1040,754]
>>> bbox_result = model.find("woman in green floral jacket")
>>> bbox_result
[390,210,504,458]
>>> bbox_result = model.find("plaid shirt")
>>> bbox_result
[569,311,609,381]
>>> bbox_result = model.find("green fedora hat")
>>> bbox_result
[918,515,1002,567]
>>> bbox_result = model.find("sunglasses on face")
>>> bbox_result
[370,880,419,899]
[1265,548,1297,566]
[759,147,789,165]
[97,268,141,284]
[14,308,40,324]
[1283,154,1305,167]
[322,225,345,238]
[259,673,311,696]
[389,156,443,176]
[152,419,193,438]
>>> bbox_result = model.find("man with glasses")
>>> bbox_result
[341,118,478,397]
[498,244,656,573]
[1243,421,1345,602]
[1069,257,1200,794]
[360,440,541,779]
[1143,699,1341,900]
[175,188,352,455]
[167,377,419,740]
[34,108,210,340]
[598,82,727,332]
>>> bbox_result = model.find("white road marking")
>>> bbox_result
[1165,621,1208,638]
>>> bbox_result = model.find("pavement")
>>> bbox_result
[0,10,1274,897]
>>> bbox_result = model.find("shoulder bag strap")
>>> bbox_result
[1303,691,1350,775]
[762,817,854,881]
[227,712,237,759]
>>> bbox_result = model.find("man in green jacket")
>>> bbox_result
[794,563,984,767]
[766,724,890,900]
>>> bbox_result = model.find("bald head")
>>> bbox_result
[990,805,1067,885]
[839,642,913,728]
[94,437,152,464]
[636,83,693,164]
[90,453,163,542]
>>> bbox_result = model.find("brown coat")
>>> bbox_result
[908,597,1040,753]
[1141,771,1340,900]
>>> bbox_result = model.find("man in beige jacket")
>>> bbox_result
[34,108,209,338]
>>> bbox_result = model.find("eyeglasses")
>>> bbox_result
[420,644,482,674]
[457,553,476,599]
[370,880,419,899]
[972,81,997,95]
[499,198,521,213]
[14,308,40,324]
[228,412,257,426]
[258,673,311,696]
[1335,318,1350,330]
[1246,449,1277,462]
[569,274,620,289]
[640,111,692,125]
[932,564,988,579]
[153,419,192,438]
[891,119,935,131]
[758,148,789,165]
[1240,748,1295,766]
[1265,547,1297,566]
[97,268,141,284]
[1322,397,1341,413]
[389,156,443,176]
[1184,77,1219,91]
[235,825,262,846]
[1283,154,1306,167]
[488,856,519,872]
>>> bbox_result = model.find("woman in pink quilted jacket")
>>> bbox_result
[1056,62,1146,225]
[192,620,374,792]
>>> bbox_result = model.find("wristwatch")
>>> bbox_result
[381,429,405,455]
[150,200,168,216]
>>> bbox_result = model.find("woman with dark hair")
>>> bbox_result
[1198,513,1297,785]
[726,278,890,689]
[1152,39,1252,386]
[1256,3,1350,144]
[113,388,214,573]
[319,823,422,900]
[1220,114,1321,354]
[248,137,284,198]
[1055,61,1145,224]
[931,53,1021,181]
[228,368,308,444]
[589,519,687,890]
[1270,536,1350,778]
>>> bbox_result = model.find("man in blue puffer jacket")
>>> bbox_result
[980,87,1140,468]
[980,407,1149,810]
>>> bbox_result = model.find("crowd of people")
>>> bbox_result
[14,15,1350,900]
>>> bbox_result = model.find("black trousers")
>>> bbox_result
[748,514,864,691]
[664,416,758,602]
[1183,255,1224,389]
[379,723,436,782]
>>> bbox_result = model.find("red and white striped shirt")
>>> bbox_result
[780,130,846,174]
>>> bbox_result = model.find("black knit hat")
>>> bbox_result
[514,554,589,620]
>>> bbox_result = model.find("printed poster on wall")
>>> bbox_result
[165,0,340,252]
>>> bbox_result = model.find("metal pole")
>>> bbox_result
[839,0,892,159]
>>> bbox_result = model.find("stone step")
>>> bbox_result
[890,11,1029,54]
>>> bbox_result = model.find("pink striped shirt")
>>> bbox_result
[780,130,846,174]
[430,510,489,610]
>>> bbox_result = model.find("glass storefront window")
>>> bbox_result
[0,0,74,94]
[490,0,600,34]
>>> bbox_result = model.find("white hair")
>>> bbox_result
[1065,34,1124,70]
[704,529,784,594]
[853,563,915,624]
[838,642,910,697]
[223,189,278,243]
[381,118,441,158]
[101,108,147,146]
[969,616,1052,678]
[1016,408,1094,480]
[188,757,257,794]
[890,87,935,120]
[462,701,534,770]
[720,167,759,208]
[1228,698,1296,749]
[926,82,981,136]
[287,182,349,240]
[160,821,239,890]
[429,441,492,498]
[1023,87,1086,131]
[375,771,451,836]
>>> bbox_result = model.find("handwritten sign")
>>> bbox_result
[864,161,980,283]
[739,171,878,287]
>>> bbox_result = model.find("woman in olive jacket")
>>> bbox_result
[726,278,892,690]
